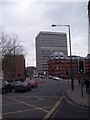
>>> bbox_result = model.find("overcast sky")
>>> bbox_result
[0,0,89,67]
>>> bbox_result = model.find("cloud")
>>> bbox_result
[0,1,88,66]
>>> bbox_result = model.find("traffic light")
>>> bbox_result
[78,60,85,73]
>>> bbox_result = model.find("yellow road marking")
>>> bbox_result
[7,96,48,113]
[43,96,64,119]
[0,115,2,120]
[3,108,36,115]
[3,105,53,115]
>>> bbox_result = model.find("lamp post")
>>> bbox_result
[51,24,74,90]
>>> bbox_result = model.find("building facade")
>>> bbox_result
[25,66,37,77]
[2,55,25,80]
[35,31,67,74]
[48,52,90,80]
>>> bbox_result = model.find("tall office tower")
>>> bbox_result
[88,1,90,54]
[35,31,67,74]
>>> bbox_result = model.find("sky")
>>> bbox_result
[0,0,89,67]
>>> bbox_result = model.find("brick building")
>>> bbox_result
[48,52,90,80]
[2,55,25,80]
[25,66,37,77]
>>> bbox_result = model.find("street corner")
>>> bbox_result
[63,89,74,105]
[63,87,89,108]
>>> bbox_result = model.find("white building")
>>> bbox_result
[35,31,67,74]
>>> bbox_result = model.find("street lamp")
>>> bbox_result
[51,24,74,90]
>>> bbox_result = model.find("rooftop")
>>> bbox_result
[36,31,66,37]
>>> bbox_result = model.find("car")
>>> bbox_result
[49,75,53,79]
[26,79,38,88]
[53,76,61,81]
[7,80,17,90]
[0,80,2,94]
[14,81,31,92]
[2,80,13,94]
[40,75,45,79]
[33,74,38,78]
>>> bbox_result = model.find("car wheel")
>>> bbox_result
[10,88,13,92]
[32,85,34,88]
[24,89,27,92]
[12,89,15,92]
[29,88,31,91]
[2,89,5,94]
[14,90,17,92]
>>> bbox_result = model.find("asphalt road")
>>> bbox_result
[2,77,88,119]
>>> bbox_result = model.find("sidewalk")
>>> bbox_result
[65,80,90,107]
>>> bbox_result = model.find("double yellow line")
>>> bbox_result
[43,96,64,119]
[3,96,64,119]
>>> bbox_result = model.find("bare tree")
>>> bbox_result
[1,32,23,57]
[1,32,24,80]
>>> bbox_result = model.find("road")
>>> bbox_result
[2,77,88,119]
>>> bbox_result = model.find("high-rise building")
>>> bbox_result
[88,1,90,54]
[35,31,67,74]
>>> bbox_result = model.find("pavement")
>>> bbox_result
[65,80,90,108]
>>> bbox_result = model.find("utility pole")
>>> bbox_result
[68,25,73,91]
[52,24,74,90]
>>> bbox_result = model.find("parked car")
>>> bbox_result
[14,81,31,92]
[2,81,13,94]
[7,80,17,90]
[0,80,2,94]
[40,75,45,79]
[26,79,38,88]
[33,74,38,78]
[49,75,53,79]
[53,76,61,81]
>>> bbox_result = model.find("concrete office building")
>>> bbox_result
[35,31,67,74]
[88,1,90,54]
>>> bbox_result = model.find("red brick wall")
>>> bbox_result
[2,55,25,80]
[48,58,90,80]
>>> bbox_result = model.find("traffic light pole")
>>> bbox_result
[78,60,85,97]
[81,72,83,97]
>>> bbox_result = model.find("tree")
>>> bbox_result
[1,32,24,80]
[1,32,23,57]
